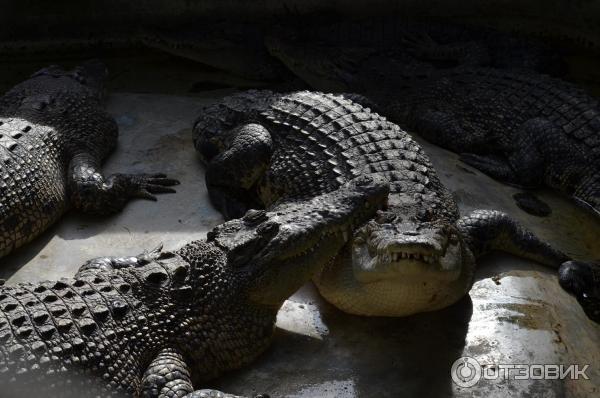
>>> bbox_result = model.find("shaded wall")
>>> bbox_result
[1,1,600,48]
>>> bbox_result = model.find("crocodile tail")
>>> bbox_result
[456,209,570,268]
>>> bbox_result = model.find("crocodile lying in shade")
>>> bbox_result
[0,61,178,258]
[142,18,564,83]
[139,22,296,83]
[268,17,566,76]
[193,90,599,322]
[266,36,600,216]
[381,68,600,217]
[1,17,564,85]
[0,177,388,397]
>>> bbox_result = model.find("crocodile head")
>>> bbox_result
[205,176,389,308]
[314,209,475,317]
[140,24,291,82]
[353,212,464,282]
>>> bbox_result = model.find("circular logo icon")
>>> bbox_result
[451,356,482,388]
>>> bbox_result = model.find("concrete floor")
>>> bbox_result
[0,56,599,397]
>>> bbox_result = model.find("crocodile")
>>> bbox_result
[0,61,179,258]
[1,16,565,86]
[268,17,566,76]
[0,176,388,397]
[380,67,600,216]
[139,22,296,83]
[265,36,600,216]
[143,18,564,84]
[263,16,567,95]
[193,90,599,322]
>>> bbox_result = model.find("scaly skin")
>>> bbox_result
[268,17,565,77]
[0,177,388,397]
[193,90,599,321]
[266,35,600,216]
[140,22,294,82]
[270,35,600,218]
[0,17,563,84]
[264,18,565,95]
[384,67,600,216]
[0,61,178,258]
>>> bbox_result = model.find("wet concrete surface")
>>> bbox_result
[0,77,599,396]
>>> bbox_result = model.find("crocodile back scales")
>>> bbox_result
[0,245,274,397]
[0,119,67,256]
[392,68,600,159]
[0,70,118,257]
[204,90,459,223]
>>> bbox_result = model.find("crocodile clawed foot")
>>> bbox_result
[559,260,600,323]
[127,173,180,201]
[137,243,175,265]
[76,244,175,275]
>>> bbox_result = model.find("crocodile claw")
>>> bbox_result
[137,242,175,265]
[130,173,180,201]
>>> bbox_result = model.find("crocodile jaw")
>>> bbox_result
[314,242,474,317]
[350,220,463,283]
[312,222,473,317]
[352,238,463,283]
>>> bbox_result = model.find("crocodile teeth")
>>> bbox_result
[379,251,441,264]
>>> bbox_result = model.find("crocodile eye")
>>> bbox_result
[256,221,279,236]
[243,209,267,225]
[375,210,396,224]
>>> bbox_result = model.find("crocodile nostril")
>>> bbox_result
[403,231,419,236]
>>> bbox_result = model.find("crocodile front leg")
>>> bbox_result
[205,123,273,219]
[461,118,589,191]
[76,244,170,274]
[141,348,261,398]
[407,107,492,154]
[141,349,194,397]
[68,152,179,215]
[456,209,570,267]
[457,210,600,322]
